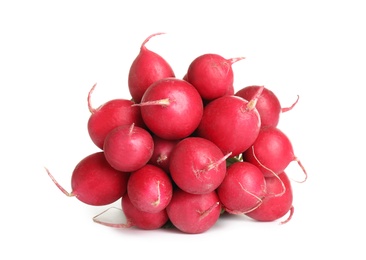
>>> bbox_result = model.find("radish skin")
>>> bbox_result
[217,161,266,214]
[128,33,175,103]
[235,85,299,128]
[245,172,294,224]
[197,86,263,157]
[166,188,222,234]
[135,78,203,140]
[186,53,244,100]
[87,83,144,149]
[46,152,129,206]
[169,137,231,194]
[243,126,307,182]
[103,123,154,172]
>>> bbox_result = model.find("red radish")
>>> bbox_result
[166,188,222,234]
[134,77,203,140]
[169,137,231,194]
[46,152,129,206]
[197,86,263,157]
[127,164,173,213]
[148,135,180,173]
[103,123,154,172]
[235,85,299,128]
[122,194,169,229]
[186,53,244,100]
[128,32,175,103]
[92,195,169,230]
[87,83,145,149]
[217,161,266,214]
[242,126,307,182]
[245,172,294,224]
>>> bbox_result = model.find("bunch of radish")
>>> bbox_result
[46,32,307,234]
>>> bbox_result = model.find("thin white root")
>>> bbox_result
[294,157,308,183]
[87,83,97,114]
[280,205,294,225]
[44,167,73,197]
[92,207,132,228]
[251,146,286,197]
[224,184,263,215]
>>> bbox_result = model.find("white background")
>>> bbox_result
[1,0,365,259]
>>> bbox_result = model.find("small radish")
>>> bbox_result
[46,152,129,206]
[169,137,231,194]
[235,85,299,128]
[127,164,173,213]
[217,161,266,214]
[197,86,264,157]
[186,53,244,101]
[134,77,203,140]
[87,83,145,149]
[242,126,307,182]
[93,195,169,230]
[122,194,169,229]
[245,172,294,224]
[184,74,234,97]
[166,188,221,234]
[148,135,180,173]
[128,32,175,103]
[103,123,154,172]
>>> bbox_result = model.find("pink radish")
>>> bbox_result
[134,77,203,140]
[235,85,299,128]
[128,32,175,103]
[92,194,169,230]
[242,126,307,182]
[46,152,129,206]
[169,137,231,194]
[166,188,222,234]
[197,86,263,157]
[87,83,145,149]
[148,135,180,173]
[186,53,244,101]
[245,172,294,224]
[217,161,266,214]
[127,164,173,213]
[103,123,154,172]
[121,194,169,229]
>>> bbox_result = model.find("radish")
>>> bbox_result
[87,83,145,149]
[122,194,169,229]
[235,85,299,128]
[186,53,244,101]
[128,32,175,103]
[92,194,169,230]
[103,123,154,172]
[245,172,294,224]
[127,164,173,213]
[217,161,266,214]
[46,152,129,206]
[197,86,263,157]
[134,77,203,140]
[148,135,179,173]
[166,188,221,234]
[242,126,307,182]
[169,137,231,194]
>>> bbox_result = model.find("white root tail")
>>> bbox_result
[92,207,133,228]
[251,146,286,197]
[280,205,294,225]
[44,167,74,197]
